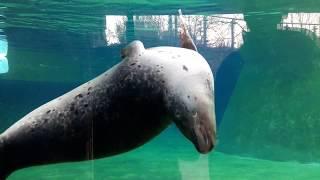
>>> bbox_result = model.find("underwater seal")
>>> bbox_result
[0,10,216,179]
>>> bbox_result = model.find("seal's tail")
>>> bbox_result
[0,135,9,180]
[178,9,189,38]
[177,9,198,51]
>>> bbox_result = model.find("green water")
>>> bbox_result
[2,0,320,179]
[7,127,320,179]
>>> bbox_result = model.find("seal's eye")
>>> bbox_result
[175,112,181,119]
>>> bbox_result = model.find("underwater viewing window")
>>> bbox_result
[0,35,8,74]
[6,0,320,177]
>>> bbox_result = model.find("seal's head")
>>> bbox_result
[169,9,216,153]
[160,48,216,154]
[174,95,216,154]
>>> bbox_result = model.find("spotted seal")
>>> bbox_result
[0,10,216,179]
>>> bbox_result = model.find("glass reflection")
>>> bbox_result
[279,13,320,39]
[105,14,247,49]
[105,15,127,46]
[0,35,8,74]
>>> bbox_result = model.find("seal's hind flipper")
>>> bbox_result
[0,136,10,179]
[178,9,198,52]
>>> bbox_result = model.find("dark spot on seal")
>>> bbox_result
[87,87,92,95]
[46,110,51,114]
[206,79,212,90]
[84,103,88,108]
[139,54,141,56]
[183,65,188,71]
[161,80,165,83]
[161,66,164,69]
[157,70,160,73]
[70,103,75,111]
[76,94,83,99]
[138,65,141,68]
[130,63,136,66]
[187,95,190,99]
[172,56,176,59]
[156,65,159,67]
[177,54,181,57]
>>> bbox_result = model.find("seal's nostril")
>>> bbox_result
[210,142,214,151]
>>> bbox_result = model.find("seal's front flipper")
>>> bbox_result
[121,40,145,59]
[178,9,198,52]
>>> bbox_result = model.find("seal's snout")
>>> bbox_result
[192,125,216,154]
[174,105,217,154]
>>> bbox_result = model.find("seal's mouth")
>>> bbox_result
[191,124,215,154]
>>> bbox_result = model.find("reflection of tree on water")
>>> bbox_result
[105,14,247,48]
[217,12,320,162]
[241,13,316,86]
[279,13,320,46]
